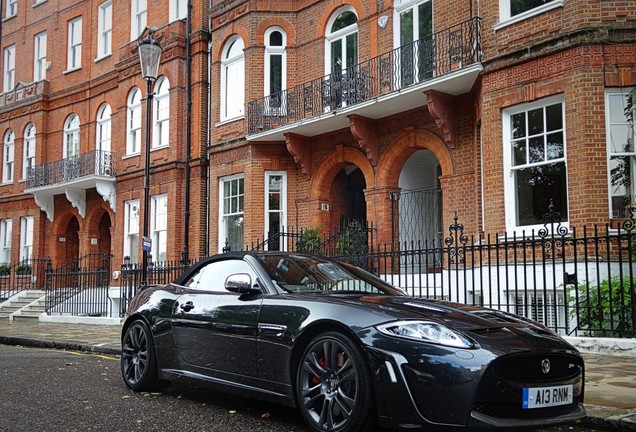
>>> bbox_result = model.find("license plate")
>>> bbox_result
[522,384,573,409]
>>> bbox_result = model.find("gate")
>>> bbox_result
[45,253,112,316]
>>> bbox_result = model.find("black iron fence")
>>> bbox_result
[236,215,636,338]
[247,17,481,135]
[45,253,112,316]
[0,258,50,302]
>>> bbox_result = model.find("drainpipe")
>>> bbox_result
[204,1,212,256]
[183,0,192,262]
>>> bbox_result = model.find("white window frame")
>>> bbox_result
[3,129,15,184]
[19,216,33,263]
[502,95,568,234]
[131,0,147,41]
[151,194,167,262]
[23,124,36,180]
[34,32,47,82]
[169,0,187,22]
[127,87,142,155]
[5,0,17,18]
[153,77,170,148]
[514,292,564,330]
[264,27,287,112]
[0,219,11,264]
[220,36,245,121]
[124,200,140,263]
[97,1,112,60]
[264,171,287,251]
[606,88,636,219]
[67,17,83,71]
[218,174,245,253]
[324,6,358,76]
[495,0,563,30]
[63,114,80,159]
[3,45,16,92]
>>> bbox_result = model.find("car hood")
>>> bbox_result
[308,294,577,353]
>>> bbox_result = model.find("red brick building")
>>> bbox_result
[0,0,634,291]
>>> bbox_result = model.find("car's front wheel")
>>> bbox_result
[296,331,375,432]
[121,319,166,392]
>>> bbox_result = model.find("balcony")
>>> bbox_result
[247,18,482,142]
[25,150,116,221]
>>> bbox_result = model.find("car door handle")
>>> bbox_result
[180,301,195,312]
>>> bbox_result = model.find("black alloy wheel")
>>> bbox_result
[121,319,165,392]
[296,331,375,432]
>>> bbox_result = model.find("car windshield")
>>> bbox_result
[254,253,405,296]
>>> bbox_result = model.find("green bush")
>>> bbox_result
[570,276,635,337]
[297,227,322,253]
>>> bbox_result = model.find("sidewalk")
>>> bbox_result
[1,319,635,431]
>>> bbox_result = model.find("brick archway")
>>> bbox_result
[308,145,374,230]
[376,129,454,186]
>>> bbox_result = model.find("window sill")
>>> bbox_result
[2,13,17,22]
[63,67,82,75]
[151,144,169,152]
[94,54,112,63]
[33,0,48,8]
[216,114,245,127]
[122,152,141,160]
[494,1,564,31]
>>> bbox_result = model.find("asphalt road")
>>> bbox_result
[0,345,607,432]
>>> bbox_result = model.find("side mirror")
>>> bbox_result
[225,273,260,294]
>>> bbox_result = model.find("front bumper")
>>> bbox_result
[365,345,586,430]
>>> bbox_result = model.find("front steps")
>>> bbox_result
[0,290,46,321]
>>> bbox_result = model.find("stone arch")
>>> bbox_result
[308,146,375,229]
[376,129,454,187]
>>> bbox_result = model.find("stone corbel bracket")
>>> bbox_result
[425,90,456,149]
[285,133,311,177]
[96,180,116,212]
[348,114,378,166]
[33,192,54,222]
[65,188,86,218]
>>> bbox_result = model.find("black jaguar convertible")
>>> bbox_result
[120,251,586,431]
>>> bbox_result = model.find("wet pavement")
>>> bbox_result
[0,319,635,431]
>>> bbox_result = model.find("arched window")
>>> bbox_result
[63,114,80,159]
[220,36,245,120]
[325,7,358,76]
[3,129,14,183]
[153,77,170,148]
[23,124,36,180]
[264,27,287,109]
[127,87,142,155]
[97,103,112,153]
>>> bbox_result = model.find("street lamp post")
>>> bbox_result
[138,28,162,286]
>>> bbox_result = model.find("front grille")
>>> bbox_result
[492,353,583,382]
[472,353,584,420]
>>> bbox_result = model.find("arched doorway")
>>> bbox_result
[65,216,80,263]
[398,149,442,245]
[98,212,112,254]
[329,165,367,229]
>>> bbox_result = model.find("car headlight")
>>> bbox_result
[377,320,475,349]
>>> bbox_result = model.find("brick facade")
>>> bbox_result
[0,0,634,281]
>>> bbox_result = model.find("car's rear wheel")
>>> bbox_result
[121,319,166,392]
[296,331,375,432]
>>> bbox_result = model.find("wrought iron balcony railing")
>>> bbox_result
[26,149,115,189]
[247,17,481,135]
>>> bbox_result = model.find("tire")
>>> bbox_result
[121,319,166,392]
[296,331,375,432]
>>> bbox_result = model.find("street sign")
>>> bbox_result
[142,236,152,252]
